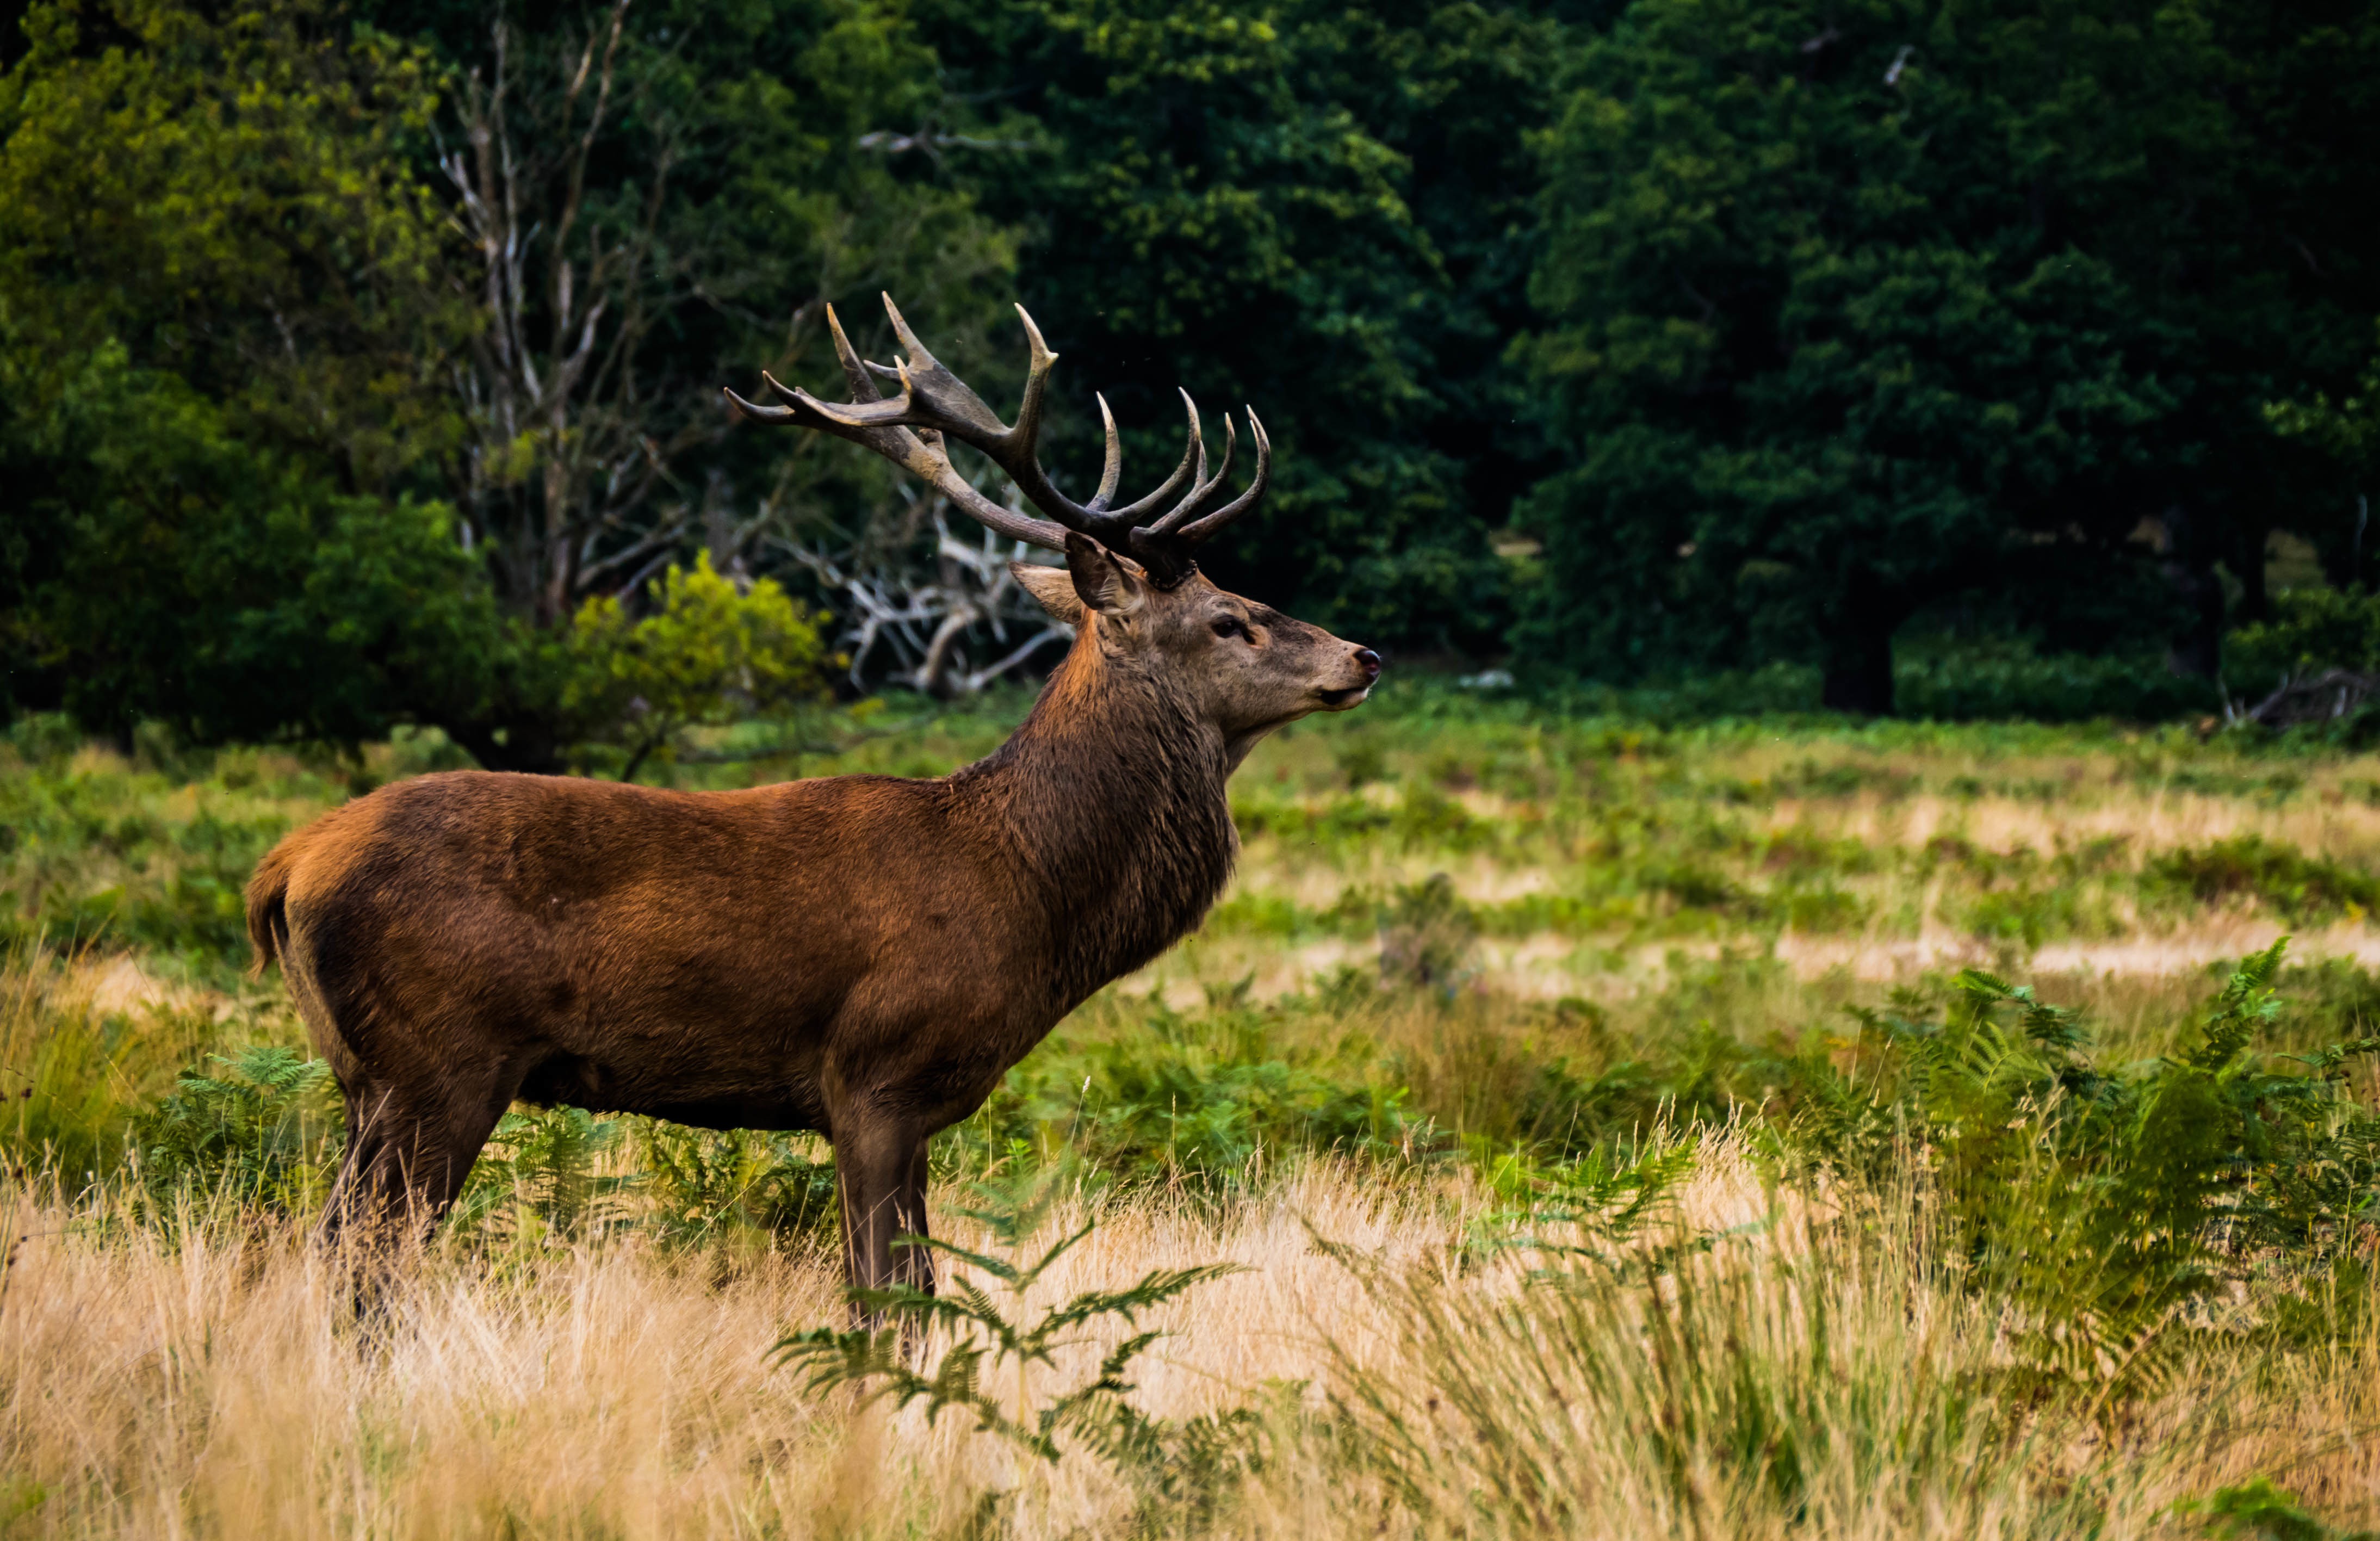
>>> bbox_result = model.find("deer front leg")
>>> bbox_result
[833,1115,927,1317]
[896,1137,935,1296]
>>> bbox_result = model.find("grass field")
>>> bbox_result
[8,685,2380,1538]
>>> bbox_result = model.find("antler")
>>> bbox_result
[722,295,1270,586]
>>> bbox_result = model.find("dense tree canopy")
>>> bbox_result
[0,0,497,740]
[913,0,1563,649]
[1518,0,2380,709]
[7,0,2380,742]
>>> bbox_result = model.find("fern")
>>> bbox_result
[133,1044,335,1220]
[1469,1134,1699,1266]
[636,1121,837,1246]
[774,1168,1250,1494]
[451,1105,630,1241]
[1821,937,2380,1404]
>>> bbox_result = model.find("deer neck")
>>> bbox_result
[953,640,1238,1007]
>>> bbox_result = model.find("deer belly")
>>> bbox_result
[515,1050,831,1134]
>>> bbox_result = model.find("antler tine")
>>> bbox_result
[825,303,883,405]
[1170,409,1272,546]
[1086,394,1124,513]
[723,311,1069,552]
[1092,389,1204,525]
[1144,413,1236,539]
[722,383,797,423]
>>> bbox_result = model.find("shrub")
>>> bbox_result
[2141,836,2380,925]
[565,552,833,782]
[2227,587,2380,698]
[1837,943,2380,1398]
[451,1105,630,1241]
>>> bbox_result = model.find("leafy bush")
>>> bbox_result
[1892,641,2217,723]
[2227,588,2380,698]
[452,1105,630,1241]
[1836,943,2380,1398]
[566,552,833,782]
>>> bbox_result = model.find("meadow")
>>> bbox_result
[7,685,2380,1538]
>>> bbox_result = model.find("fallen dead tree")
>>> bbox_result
[2226,667,2380,728]
[780,491,1074,698]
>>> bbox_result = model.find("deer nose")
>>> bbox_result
[1354,648,1381,680]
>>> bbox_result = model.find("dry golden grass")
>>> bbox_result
[12,718,2380,1536]
[7,1136,2378,1539]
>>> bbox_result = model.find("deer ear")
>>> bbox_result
[1011,560,1084,626]
[1061,531,1149,616]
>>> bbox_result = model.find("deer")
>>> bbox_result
[244,295,1381,1298]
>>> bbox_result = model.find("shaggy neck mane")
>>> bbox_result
[950,625,1237,1007]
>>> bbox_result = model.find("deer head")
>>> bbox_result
[726,296,1380,753]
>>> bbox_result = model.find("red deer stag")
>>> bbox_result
[245,296,1381,1294]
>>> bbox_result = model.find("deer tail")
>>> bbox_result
[244,841,297,977]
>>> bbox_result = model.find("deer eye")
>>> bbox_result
[1211,617,1246,640]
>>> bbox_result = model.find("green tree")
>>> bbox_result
[346,0,1020,763]
[2270,321,2380,579]
[0,0,500,742]
[914,0,1563,650]
[1520,0,2380,711]
[2,0,1018,757]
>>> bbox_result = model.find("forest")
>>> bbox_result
[8,0,2380,746]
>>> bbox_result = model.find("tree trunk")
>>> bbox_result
[444,716,566,775]
[2158,504,2224,679]
[2234,519,2272,625]
[1820,628,1895,715]
[1819,578,1901,716]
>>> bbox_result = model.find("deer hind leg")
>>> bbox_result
[319,1078,398,1246]
[323,1057,525,1253]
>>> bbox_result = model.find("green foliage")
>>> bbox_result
[1833,943,2380,1400]
[2269,319,2380,481]
[949,989,1431,1197]
[776,1168,1256,1519]
[1471,1133,1700,1264]
[2,982,214,1186]
[2228,587,2380,698]
[2142,837,2380,926]
[634,1121,839,1247]
[131,1045,337,1218]
[1891,640,2219,724]
[2186,1476,2378,1541]
[0,0,503,742]
[344,0,1017,766]
[0,738,329,968]
[1519,0,2380,708]
[0,0,1014,759]
[452,1105,631,1242]
[916,0,1558,648]
[565,553,833,781]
